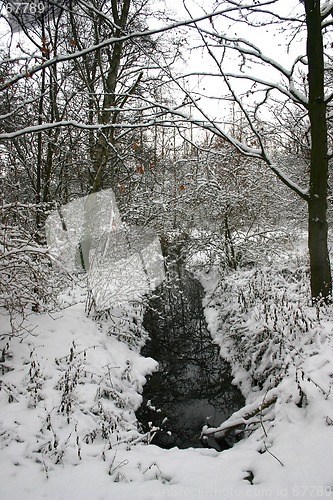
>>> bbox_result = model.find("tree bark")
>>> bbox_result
[304,0,332,301]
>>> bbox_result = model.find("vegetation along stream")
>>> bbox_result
[137,246,245,450]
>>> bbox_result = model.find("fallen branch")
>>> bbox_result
[201,388,278,440]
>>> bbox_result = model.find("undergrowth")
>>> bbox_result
[0,293,156,476]
[203,260,328,396]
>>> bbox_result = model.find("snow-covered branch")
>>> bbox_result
[201,389,278,440]
[321,0,333,20]
[0,118,157,140]
[0,6,248,92]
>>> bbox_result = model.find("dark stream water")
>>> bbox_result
[137,267,245,450]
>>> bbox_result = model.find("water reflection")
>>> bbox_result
[137,267,244,450]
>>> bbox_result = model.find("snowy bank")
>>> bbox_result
[1,263,333,499]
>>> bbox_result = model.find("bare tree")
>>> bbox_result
[2,0,332,301]
[147,0,333,302]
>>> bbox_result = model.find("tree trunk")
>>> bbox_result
[90,0,131,194]
[304,0,332,301]
[75,0,131,269]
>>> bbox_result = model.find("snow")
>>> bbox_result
[2,254,333,499]
[321,0,333,19]
[45,191,164,310]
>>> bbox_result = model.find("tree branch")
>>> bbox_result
[201,389,278,440]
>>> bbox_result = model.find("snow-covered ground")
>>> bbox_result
[1,260,333,500]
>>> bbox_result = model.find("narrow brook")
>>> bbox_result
[136,267,245,450]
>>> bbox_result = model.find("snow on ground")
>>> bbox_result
[2,263,333,499]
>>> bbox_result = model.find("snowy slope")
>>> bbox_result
[1,266,333,499]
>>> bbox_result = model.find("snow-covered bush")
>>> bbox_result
[0,203,71,335]
[0,295,156,477]
[203,257,315,396]
[0,201,158,476]
[201,255,333,466]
